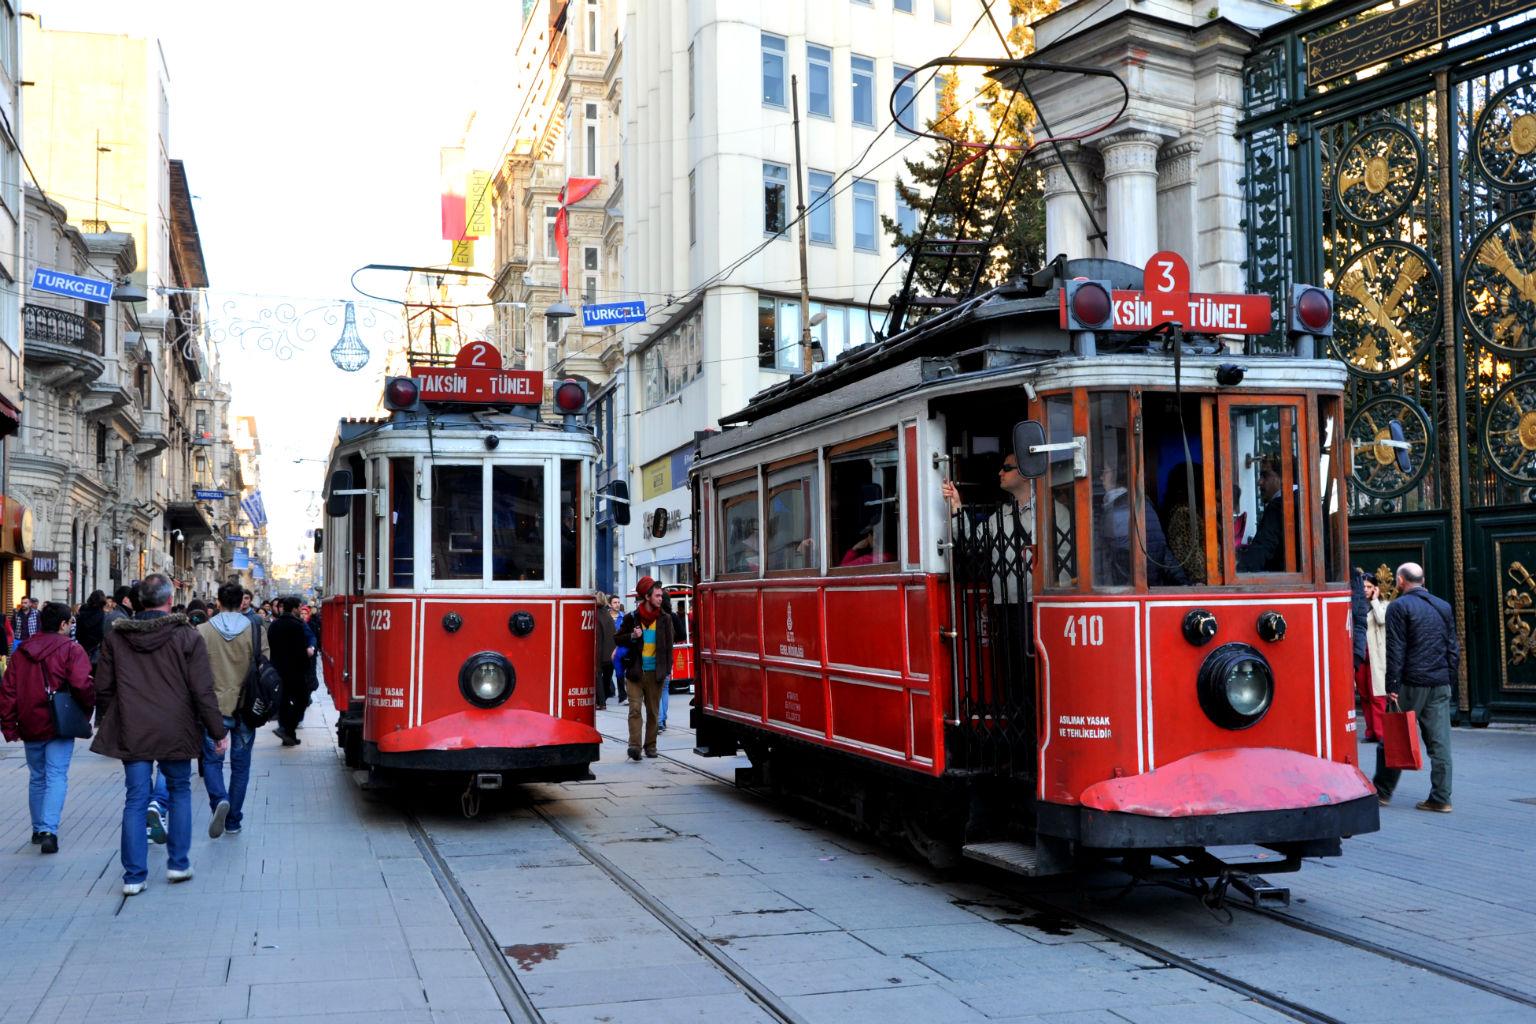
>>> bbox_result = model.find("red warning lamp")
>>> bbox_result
[553,379,586,414]
[384,376,421,411]
[1064,279,1114,331]
[1289,285,1334,337]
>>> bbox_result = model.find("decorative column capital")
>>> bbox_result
[1033,143,1101,200]
[1097,130,1166,179]
[1158,137,1204,190]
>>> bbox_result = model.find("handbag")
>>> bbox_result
[1381,707,1422,771]
[46,673,92,740]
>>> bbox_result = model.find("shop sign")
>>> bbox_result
[27,551,59,579]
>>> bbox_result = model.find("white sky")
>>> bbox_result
[27,0,513,563]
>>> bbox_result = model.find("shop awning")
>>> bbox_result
[165,501,215,540]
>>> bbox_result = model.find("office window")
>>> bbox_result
[807,44,832,118]
[764,161,789,234]
[893,64,916,136]
[809,170,834,244]
[689,170,697,246]
[585,107,598,177]
[688,43,696,119]
[586,0,599,51]
[935,0,951,22]
[896,0,913,10]
[851,55,874,126]
[544,205,559,258]
[758,296,803,371]
[584,246,599,271]
[896,189,919,237]
[585,276,597,303]
[853,180,877,251]
[546,315,561,367]
[762,33,786,107]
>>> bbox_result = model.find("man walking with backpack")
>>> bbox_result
[196,582,270,837]
[1373,562,1459,813]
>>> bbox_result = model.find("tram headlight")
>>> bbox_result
[1196,643,1274,730]
[459,652,515,709]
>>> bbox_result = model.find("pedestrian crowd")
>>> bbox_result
[1352,560,1457,813]
[0,575,323,896]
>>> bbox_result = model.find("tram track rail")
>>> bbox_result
[602,717,1536,1024]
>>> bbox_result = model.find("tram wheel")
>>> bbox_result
[339,723,363,769]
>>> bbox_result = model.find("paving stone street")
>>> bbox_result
[2,690,1533,1024]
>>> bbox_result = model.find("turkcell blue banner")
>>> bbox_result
[252,561,266,580]
[581,300,646,328]
[194,489,226,501]
[232,549,249,570]
[31,266,114,303]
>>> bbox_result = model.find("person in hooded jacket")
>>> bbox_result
[0,602,94,854]
[91,573,227,895]
[75,591,107,665]
[195,581,270,837]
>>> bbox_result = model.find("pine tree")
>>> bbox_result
[883,0,1058,310]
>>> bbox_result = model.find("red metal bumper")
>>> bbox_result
[377,708,602,754]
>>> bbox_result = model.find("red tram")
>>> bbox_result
[319,342,602,801]
[690,254,1380,879]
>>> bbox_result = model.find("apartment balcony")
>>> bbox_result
[24,304,106,387]
[135,410,170,459]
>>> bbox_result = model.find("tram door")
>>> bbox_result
[940,398,1037,780]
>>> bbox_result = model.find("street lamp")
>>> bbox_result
[546,299,577,319]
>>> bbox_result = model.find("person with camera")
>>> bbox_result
[615,576,673,762]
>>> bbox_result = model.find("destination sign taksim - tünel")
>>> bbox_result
[410,340,543,405]
[1059,252,1274,335]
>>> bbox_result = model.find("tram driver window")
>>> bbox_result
[390,457,415,588]
[1233,405,1304,575]
[829,436,898,569]
[1090,393,1131,587]
[492,466,546,582]
[1044,395,1077,588]
[719,483,760,576]
[765,461,818,572]
[431,465,484,581]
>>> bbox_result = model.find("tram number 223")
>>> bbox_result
[1062,614,1105,647]
[368,609,392,631]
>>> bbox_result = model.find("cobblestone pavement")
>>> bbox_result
[1,688,1531,1024]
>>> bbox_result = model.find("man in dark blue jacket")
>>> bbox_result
[1372,562,1457,812]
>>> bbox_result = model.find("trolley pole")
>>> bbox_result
[791,75,813,377]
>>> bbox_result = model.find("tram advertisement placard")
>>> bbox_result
[410,366,543,404]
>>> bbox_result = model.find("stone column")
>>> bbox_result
[1156,137,1203,277]
[1098,131,1165,268]
[1036,144,1101,262]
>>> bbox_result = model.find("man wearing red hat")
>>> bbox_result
[615,576,674,761]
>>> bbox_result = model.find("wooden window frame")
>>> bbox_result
[763,455,821,578]
[1219,394,1313,588]
[825,429,902,576]
[716,475,762,580]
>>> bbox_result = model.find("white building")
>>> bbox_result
[618,0,1003,587]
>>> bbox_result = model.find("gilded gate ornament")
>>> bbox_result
[1373,564,1400,601]
[1332,122,1425,225]
[1347,394,1433,498]
[1462,209,1536,356]
[1474,76,1536,190]
[1506,561,1534,667]
[1482,374,1536,484]
[1330,240,1440,377]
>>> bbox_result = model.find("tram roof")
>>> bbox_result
[326,407,596,476]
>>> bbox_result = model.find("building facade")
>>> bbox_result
[0,2,28,609]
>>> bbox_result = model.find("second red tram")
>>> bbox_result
[320,358,602,796]
[690,256,1380,877]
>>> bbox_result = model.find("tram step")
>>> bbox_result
[1229,873,1291,908]
[961,841,1060,876]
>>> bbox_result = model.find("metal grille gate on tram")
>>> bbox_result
[1241,0,1536,721]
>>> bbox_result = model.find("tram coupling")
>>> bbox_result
[472,773,503,791]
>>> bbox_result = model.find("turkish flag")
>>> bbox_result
[556,177,602,295]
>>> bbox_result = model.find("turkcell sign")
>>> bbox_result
[411,365,543,405]
[31,266,114,303]
[194,489,226,501]
[581,300,646,328]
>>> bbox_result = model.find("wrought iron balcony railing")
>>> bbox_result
[24,304,104,355]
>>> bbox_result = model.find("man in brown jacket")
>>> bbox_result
[92,573,227,896]
[195,581,269,839]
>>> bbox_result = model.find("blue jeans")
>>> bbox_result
[24,738,74,833]
[658,678,670,727]
[122,760,192,883]
[202,717,253,829]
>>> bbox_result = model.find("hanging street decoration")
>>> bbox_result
[329,301,371,371]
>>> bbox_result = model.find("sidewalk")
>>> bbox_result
[0,699,505,1024]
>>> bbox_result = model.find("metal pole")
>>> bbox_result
[790,75,813,376]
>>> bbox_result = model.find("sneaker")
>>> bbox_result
[1415,799,1453,813]
[147,805,167,845]
[1377,793,1391,806]
[167,868,194,883]
[38,832,58,854]
[224,825,241,836]
[209,800,230,838]
[659,723,668,733]
[627,747,641,761]
[596,703,607,711]
[31,831,43,845]
[122,881,145,896]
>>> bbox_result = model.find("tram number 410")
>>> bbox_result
[1062,614,1105,647]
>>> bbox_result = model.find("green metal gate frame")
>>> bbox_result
[1240,0,1536,723]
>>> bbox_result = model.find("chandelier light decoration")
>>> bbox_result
[329,301,371,371]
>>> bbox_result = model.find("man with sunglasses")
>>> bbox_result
[942,453,1034,609]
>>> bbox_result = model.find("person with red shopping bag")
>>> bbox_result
[1353,572,1390,743]
[1372,562,1457,813]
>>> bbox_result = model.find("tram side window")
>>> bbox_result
[1233,405,1304,575]
[829,436,898,569]
[390,457,414,588]
[1044,395,1077,588]
[1090,393,1131,587]
[492,466,546,582]
[431,465,484,581]
[560,459,580,589]
[1318,396,1348,583]
[1140,393,1212,585]
[719,483,760,576]
[765,461,818,572]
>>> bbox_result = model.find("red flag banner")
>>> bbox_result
[556,177,602,295]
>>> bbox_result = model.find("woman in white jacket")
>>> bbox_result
[1358,576,1390,743]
